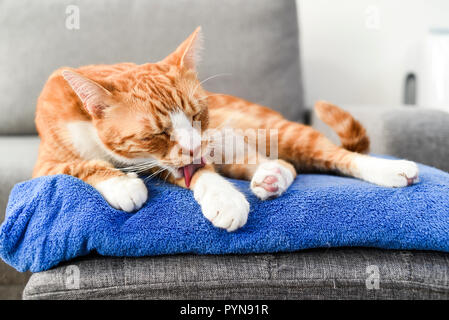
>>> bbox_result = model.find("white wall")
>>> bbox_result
[297,0,449,107]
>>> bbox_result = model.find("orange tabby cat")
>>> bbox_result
[33,27,419,231]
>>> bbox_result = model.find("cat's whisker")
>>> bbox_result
[198,73,232,87]
[120,163,159,172]
[118,159,163,170]
[135,166,160,174]
[163,171,171,183]
[189,73,232,99]
[121,164,164,175]
[143,167,167,182]
[196,93,226,102]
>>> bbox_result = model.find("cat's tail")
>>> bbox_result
[314,101,370,153]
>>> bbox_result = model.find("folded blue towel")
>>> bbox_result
[1,158,449,272]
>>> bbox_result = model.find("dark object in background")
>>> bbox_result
[404,72,417,105]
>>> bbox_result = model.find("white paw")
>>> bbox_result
[250,161,295,200]
[194,172,249,232]
[355,156,419,187]
[95,172,148,212]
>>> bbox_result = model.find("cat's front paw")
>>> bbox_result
[95,172,148,212]
[251,161,295,200]
[194,172,249,232]
[199,188,250,232]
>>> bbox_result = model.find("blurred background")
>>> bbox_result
[298,0,449,111]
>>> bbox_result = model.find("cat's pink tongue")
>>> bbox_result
[182,160,205,188]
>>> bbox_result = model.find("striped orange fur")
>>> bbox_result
[32,27,419,230]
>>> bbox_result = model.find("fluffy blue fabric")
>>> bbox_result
[1,159,449,272]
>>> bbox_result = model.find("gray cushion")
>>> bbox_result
[23,248,449,300]
[0,0,303,135]
[311,105,449,173]
[0,136,38,300]
[0,136,40,219]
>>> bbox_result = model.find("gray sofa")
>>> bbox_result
[1,0,448,299]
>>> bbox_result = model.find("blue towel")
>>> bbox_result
[1,158,449,272]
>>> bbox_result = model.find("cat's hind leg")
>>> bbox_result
[351,155,419,187]
[274,102,419,187]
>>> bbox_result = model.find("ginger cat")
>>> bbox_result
[33,27,419,232]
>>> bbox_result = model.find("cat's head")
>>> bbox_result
[62,27,209,180]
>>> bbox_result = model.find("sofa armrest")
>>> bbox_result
[311,105,449,172]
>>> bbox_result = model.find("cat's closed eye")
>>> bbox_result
[154,130,169,137]
[141,130,169,141]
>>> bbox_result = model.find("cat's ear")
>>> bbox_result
[62,70,112,118]
[161,26,203,70]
